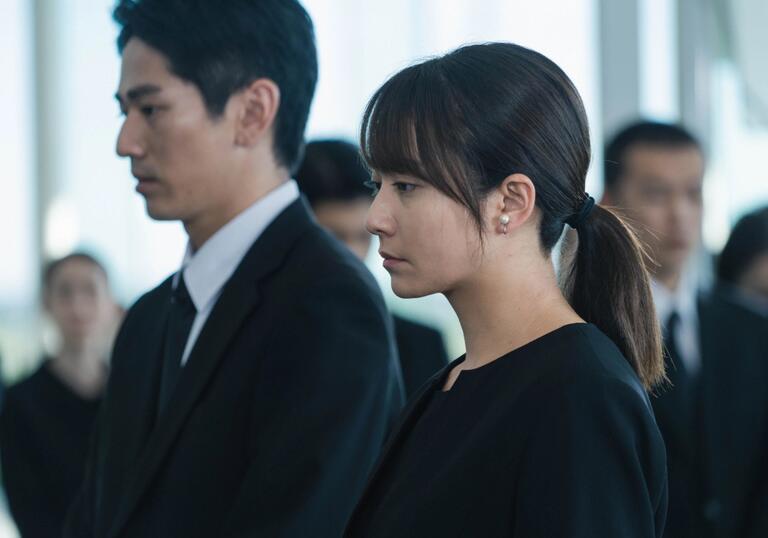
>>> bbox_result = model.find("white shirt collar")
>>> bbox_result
[650,273,698,327]
[174,180,300,312]
[650,270,702,374]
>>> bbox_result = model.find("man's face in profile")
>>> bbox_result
[313,198,373,261]
[115,38,237,223]
[608,144,705,283]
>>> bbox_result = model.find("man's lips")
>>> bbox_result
[134,174,159,194]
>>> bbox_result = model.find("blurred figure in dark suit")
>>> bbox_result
[0,253,116,538]
[717,205,768,316]
[295,139,448,398]
[603,121,768,538]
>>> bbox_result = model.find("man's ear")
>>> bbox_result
[233,78,281,147]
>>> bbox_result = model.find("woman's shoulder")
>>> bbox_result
[521,323,651,412]
[3,361,59,410]
[546,323,642,378]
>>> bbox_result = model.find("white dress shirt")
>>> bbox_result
[650,274,701,376]
[173,180,300,365]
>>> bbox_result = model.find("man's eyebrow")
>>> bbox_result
[115,84,163,104]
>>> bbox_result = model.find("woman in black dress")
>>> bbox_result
[0,253,117,537]
[344,43,668,537]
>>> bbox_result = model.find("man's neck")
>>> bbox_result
[654,269,683,293]
[185,170,289,250]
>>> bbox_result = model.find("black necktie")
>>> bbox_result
[663,311,687,385]
[157,274,196,418]
[663,310,698,426]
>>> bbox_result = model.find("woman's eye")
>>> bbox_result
[394,182,416,193]
[364,180,381,197]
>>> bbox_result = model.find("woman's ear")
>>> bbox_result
[233,78,281,147]
[493,174,536,234]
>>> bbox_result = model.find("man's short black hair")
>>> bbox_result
[604,120,702,191]
[718,206,768,285]
[294,140,371,207]
[113,0,318,173]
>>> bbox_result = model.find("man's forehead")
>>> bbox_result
[117,38,174,95]
[623,144,704,179]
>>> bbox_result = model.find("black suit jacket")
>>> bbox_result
[652,289,768,538]
[392,315,447,400]
[65,198,404,538]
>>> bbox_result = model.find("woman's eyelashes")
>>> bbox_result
[364,180,418,197]
[393,182,416,193]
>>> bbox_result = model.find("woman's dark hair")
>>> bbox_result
[718,206,768,285]
[294,140,371,207]
[113,0,318,173]
[360,42,664,389]
[43,252,109,290]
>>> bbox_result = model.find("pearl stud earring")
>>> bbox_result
[500,214,510,234]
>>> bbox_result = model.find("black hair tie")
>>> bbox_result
[565,195,595,229]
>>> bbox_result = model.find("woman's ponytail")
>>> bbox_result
[562,203,665,390]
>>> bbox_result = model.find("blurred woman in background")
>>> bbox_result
[0,252,118,538]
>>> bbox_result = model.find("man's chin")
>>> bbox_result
[144,202,179,222]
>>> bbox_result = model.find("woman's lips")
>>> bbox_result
[380,250,406,270]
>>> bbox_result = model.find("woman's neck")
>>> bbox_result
[446,253,583,371]
[49,344,107,399]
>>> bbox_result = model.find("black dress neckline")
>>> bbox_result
[440,322,591,393]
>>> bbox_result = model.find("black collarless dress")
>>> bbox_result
[0,360,102,538]
[345,323,668,538]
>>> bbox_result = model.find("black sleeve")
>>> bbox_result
[513,375,668,538]
[62,408,102,538]
[743,398,768,538]
[0,394,58,538]
[63,298,142,538]
[220,276,404,538]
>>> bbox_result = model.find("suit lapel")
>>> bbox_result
[105,282,171,471]
[107,198,315,538]
[126,295,168,459]
[697,296,728,502]
[346,364,450,532]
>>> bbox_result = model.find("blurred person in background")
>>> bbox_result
[295,139,448,399]
[65,1,403,537]
[602,121,768,538]
[716,205,768,315]
[0,252,116,538]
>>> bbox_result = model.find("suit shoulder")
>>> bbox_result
[283,224,381,295]
[701,290,768,330]
[121,275,174,319]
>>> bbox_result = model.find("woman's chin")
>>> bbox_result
[391,278,436,299]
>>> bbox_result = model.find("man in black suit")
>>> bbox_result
[602,121,768,538]
[64,2,404,537]
[295,140,448,399]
